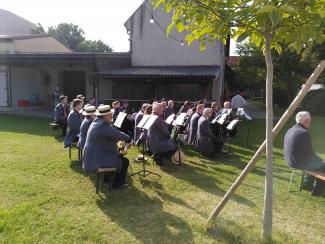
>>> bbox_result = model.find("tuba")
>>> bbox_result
[117,140,132,156]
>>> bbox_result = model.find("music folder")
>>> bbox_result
[114,112,127,128]
[236,108,245,116]
[137,114,151,128]
[174,113,187,126]
[165,114,176,125]
[143,115,159,130]
[226,119,240,131]
[216,114,228,125]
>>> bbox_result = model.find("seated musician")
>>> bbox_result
[148,103,177,166]
[77,105,96,149]
[177,100,191,115]
[219,101,232,116]
[54,95,69,136]
[210,102,220,121]
[284,111,325,197]
[197,108,222,159]
[64,99,83,148]
[187,104,205,146]
[112,101,120,122]
[118,100,129,113]
[134,103,148,144]
[83,105,131,189]
[165,100,175,119]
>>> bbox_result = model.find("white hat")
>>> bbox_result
[95,105,112,116]
[82,105,96,116]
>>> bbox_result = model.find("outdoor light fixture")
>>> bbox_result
[180,40,185,46]
[150,16,155,24]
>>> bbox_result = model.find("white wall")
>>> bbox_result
[125,1,224,67]
[10,66,43,106]
[0,42,15,53]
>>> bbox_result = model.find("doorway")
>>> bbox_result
[62,71,86,101]
[0,70,8,106]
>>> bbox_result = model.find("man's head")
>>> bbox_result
[112,101,120,109]
[145,105,153,115]
[239,90,245,96]
[122,100,129,108]
[153,103,164,116]
[72,99,83,112]
[96,105,113,123]
[168,100,174,108]
[59,95,67,104]
[161,101,167,109]
[141,103,148,112]
[296,111,311,129]
[211,102,219,111]
[224,101,230,109]
[88,97,96,105]
[196,104,205,114]
[203,108,212,118]
[76,94,85,102]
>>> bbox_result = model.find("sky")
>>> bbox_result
[1,0,237,54]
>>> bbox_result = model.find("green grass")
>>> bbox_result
[0,114,324,243]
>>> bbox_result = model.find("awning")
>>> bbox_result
[95,65,220,78]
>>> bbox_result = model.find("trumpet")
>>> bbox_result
[117,140,132,156]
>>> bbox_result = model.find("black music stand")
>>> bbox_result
[130,115,161,180]
[172,113,187,165]
[225,119,240,156]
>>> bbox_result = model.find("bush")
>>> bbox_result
[301,90,325,116]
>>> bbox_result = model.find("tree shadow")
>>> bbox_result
[160,162,255,208]
[96,186,195,243]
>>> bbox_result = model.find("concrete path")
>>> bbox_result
[0,107,52,119]
[245,101,267,119]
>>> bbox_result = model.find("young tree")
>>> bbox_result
[152,0,325,239]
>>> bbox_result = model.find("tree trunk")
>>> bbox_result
[263,36,274,239]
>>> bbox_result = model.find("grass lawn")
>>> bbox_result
[0,114,324,243]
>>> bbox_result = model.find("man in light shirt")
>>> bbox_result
[231,90,246,109]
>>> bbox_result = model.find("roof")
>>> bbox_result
[0,34,51,41]
[95,66,220,78]
[0,52,130,59]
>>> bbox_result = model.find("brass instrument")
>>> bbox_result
[117,140,132,156]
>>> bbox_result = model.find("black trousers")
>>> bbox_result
[304,165,325,193]
[113,157,129,187]
[153,149,177,165]
[56,119,67,136]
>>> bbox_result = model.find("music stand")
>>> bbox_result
[130,115,161,180]
[172,113,187,165]
[225,119,240,155]
[243,112,253,148]
[165,114,176,125]
[215,113,228,140]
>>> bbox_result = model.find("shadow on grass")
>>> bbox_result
[96,185,195,243]
[161,161,255,208]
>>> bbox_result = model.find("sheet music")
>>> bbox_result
[165,114,176,125]
[226,119,240,131]
[114,112,127,128]
[244,112,252,120]
[236,108,245,116]
[212,115,221,124]
[217,114,228,125]
[226,109,233,115]
[174,113,187,126]
[143,115,159,130]
[137,115,151,128]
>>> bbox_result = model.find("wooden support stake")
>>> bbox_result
[206,60,325,225]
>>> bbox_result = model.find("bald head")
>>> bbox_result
[203,108,212,118]
[224,101,230,109]
[153,103,164,116]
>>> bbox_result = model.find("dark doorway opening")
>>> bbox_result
[62,71,86,101]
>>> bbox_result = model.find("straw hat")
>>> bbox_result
[95,105,112,116]
[82,105,96,116]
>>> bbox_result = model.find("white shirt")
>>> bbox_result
[231,94,246,109]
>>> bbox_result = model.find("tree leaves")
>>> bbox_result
[237,32,250,43]
[256,5,277,15]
